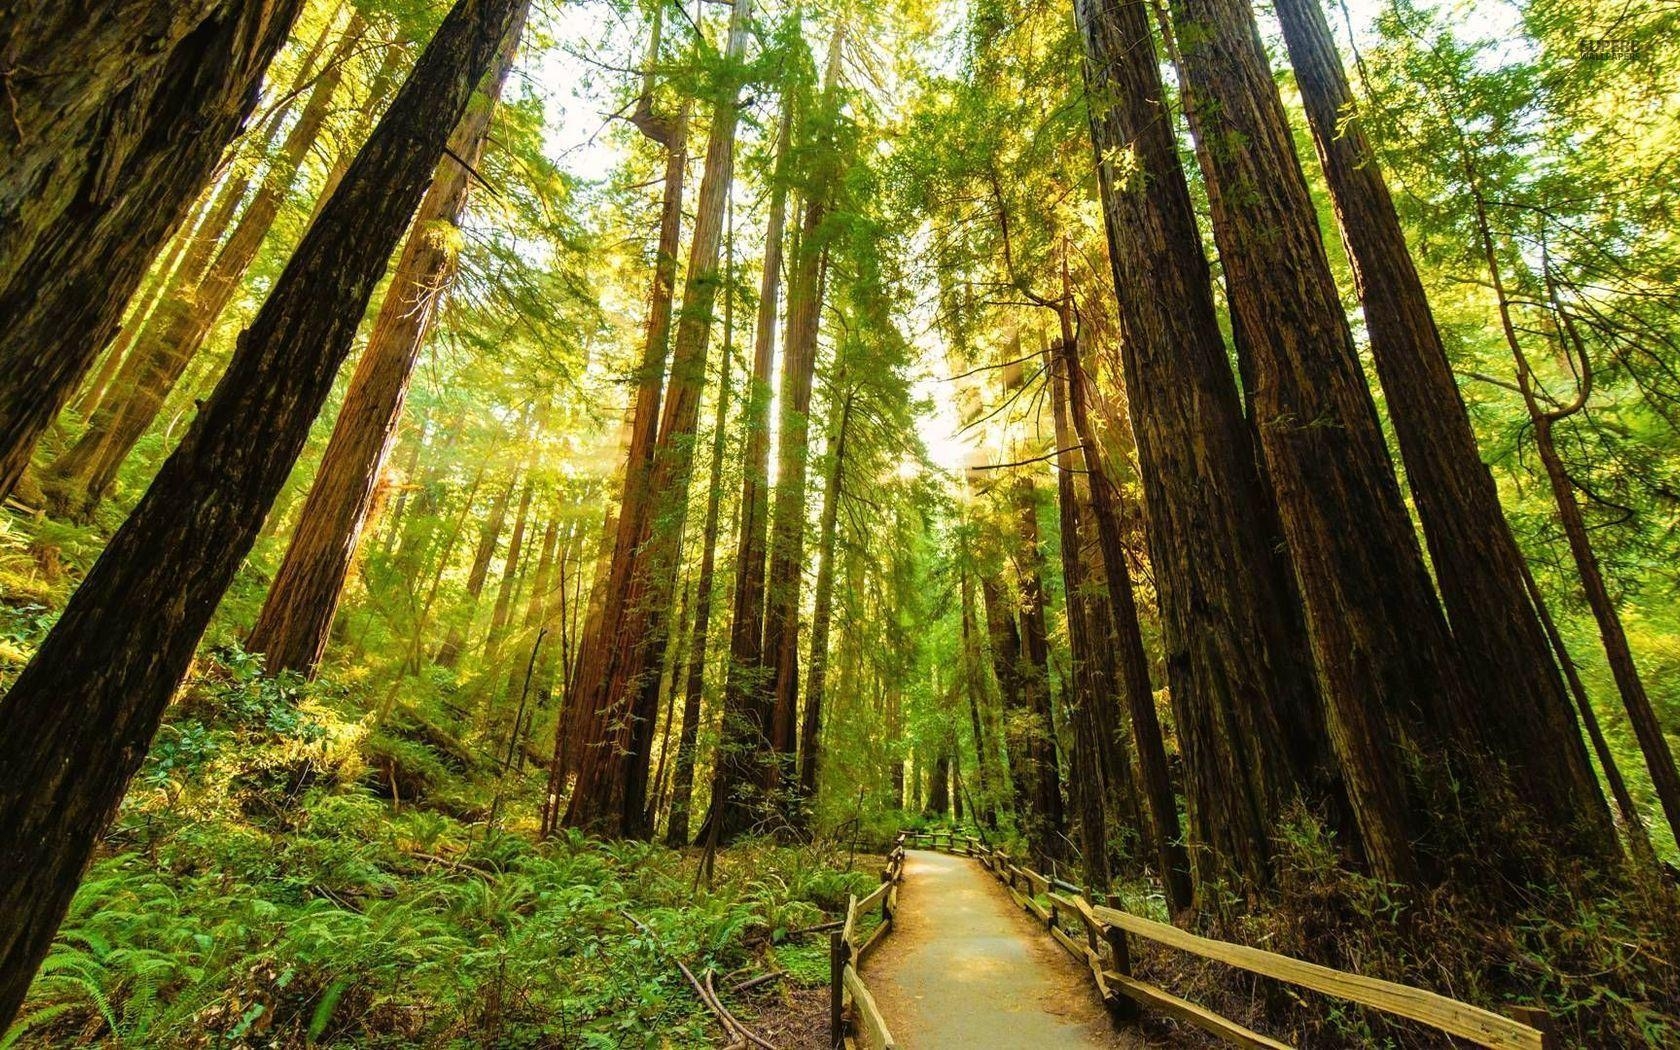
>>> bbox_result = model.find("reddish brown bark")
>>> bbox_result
[0,0,526,1025]
[1272,0,1614,854]
[246,13,524,675]
[1074,0,1334,898]
[1058,334,1192,913]
[565,0,752,836]
[706,95,793,843]
[763,22,848,788]
[44,17,369,518]
[1170,0,1492,884]
[0,0,305,500]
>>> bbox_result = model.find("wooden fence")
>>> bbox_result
[899,829,1555,1050]
[830,832,907,1050]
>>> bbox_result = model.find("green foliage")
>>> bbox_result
[3,657,870,1048]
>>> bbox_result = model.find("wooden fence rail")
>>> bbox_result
[899,829,1554,1050]
[831,833,906,1050]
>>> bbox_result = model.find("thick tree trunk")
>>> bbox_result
[565,0,752,837]
[247,12,525,676]
[1073,0,1334,901]
[927,752,951,817]
[0,0,304,500]
[1170,0,1497,884]
[707,95,793,843]
[0,0,526,1026]
[557,17,690,782]
[797,387,854,811]
[1272,0,1614,854]
[43,18,368,518]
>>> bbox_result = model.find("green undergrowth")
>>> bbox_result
[1,650,879,1048]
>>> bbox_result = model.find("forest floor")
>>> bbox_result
[866,849,1174,1048]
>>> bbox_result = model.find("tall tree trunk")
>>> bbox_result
[565,0,752,837]
[0,0,526,1026]
[707,93,793,843]
[763,21,848,790]
[247,12,525,676]
[1518,558,1657,860]
[959,556,998,829]
[927,752,951,817]
[1014,478,1066,865]
[665,255,739,848]
[1046,337,1111,890]
[0,0,305,500]
[978,569,1035,826]
[1059,334,1192,912]
[1073,0,1335,901]
[1272,0,1614,855]
[797,386,854,812]
[43,17,370,519]
[1458,166,1680,846]
[1170,0,1497,884]
[557,11,690,776]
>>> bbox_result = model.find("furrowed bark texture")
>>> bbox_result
[0,0,527,1027]
[555,19,692,815]
[764,22,848,786]
[1074,0,1333,899]
[1171,0,1485,883]
[247,8,527,676]
[44,17,367,518]
[0,0,304,499]
[1272,0,1614,854]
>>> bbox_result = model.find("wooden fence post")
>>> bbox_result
[1105,923,1139,1022]
[830,930,846,1049]
[1510,1006,1556,1050]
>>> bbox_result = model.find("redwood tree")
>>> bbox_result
[1271,0,1614,854]
[0,0,304,499]
[43,17,375,518]
[247,9,527,676]
[565,0,753,836]
[1073,0,1337,898]
[0,0,528,1024]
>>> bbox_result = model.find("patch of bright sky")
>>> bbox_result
[510,0,1532,484]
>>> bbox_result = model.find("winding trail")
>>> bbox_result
[863,849,1150,1048]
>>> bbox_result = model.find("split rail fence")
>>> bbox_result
[829,832,906,1050]
[898,829,1556,1050]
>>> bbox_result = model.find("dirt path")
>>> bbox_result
[862,849,1148,1049]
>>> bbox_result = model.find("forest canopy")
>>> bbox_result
[0,0,1677,1044]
